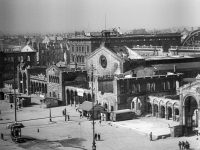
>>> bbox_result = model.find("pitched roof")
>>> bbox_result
[21,45,36,52]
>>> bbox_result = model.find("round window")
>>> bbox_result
[99,55,107,68]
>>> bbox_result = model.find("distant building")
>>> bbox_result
[68,30,181,69]
[28,36,70,67]
[18,65,47,95]
[0,45,37,88]
[46,64,88,106]
[178,75,200,135]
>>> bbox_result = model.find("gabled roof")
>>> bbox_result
[87,45,122,62]
[21,45,36,52]
[46,64,61,72]
[124,46,144,59]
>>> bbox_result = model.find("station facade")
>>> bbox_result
[179,77,200,134]
[18,65,47,95]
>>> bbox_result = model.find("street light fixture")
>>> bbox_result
[91,64,96,150]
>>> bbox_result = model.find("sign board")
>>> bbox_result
[77,89,84,97]
[40,95,45,98]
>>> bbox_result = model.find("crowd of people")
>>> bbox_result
[178,141,190,150]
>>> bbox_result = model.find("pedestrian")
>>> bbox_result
[80,112,82,119]
[62,110,65,116]
[98,133,100,141]
[68,115,70,121]
[149,132,153,141]
[94,133,97,141]
[182,141,185,150]
[18,103,21,109]
[10,104,13,109]
[185,141,189,150]
[196,130,199,136]
[178,141,182,150]
[99,120,101,125]
[1,133,3,140]
[37,128,40,133]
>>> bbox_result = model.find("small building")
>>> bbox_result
[110,109,135,122]
[4,93,21,103]
[78,101,105,120]
[17,95,31,107]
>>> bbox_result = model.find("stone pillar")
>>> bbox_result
[165,106,168,120]
[179,93,184,125]
[152,103,154,116]
[198,107,200,129]
[74,94,76,107]
[70,93,72,106]
[158,105,161,118]
[172,107,175,121]
[135,98,138,112]
[65,90,68,105]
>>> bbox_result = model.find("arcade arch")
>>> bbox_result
[184,95,198,133]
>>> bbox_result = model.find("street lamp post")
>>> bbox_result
[13,57,17,123]
[91,64,96,150]
[49,104,52,122]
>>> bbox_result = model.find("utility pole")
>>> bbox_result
[49,104,52,122]
[91,64,96,150]
[13,57,17,123]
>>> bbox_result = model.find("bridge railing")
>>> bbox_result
[169,46,200,51]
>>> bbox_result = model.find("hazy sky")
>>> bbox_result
[0,0,200,34]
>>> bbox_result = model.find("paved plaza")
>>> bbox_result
[0,95,200,150]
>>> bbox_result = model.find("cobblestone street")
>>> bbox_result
[0,95,200,150]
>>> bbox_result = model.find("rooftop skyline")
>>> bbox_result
[0,0,200,34]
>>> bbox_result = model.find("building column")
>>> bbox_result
[158,105,161,118]
[135,98,138,111]
[172,107,175,121]
[74,94,76,107]
[66,90,68,105]
[198,107,200,129]
[180,105,185,125]
[165,106,168,120]
[151,103,154,116]
[70,92,72,106]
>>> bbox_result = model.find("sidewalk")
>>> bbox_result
[0,139,26,150]
[112,117,179,139]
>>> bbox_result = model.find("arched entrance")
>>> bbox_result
[131,97,142,115]
[153,104,158,117]
[174,108,179,121]
[66,90,70,105]
[146,102,152,114]
[184,96,198,134]
[160,105,165,118]
[167,107,172,120]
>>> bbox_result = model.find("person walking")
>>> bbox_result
[149,132,153,141]
[182,141,185,150]
[98,133,100,141]
[94,133,97,141]
[10,104,13,109]
[178,141,182,150]
[185,141,190,150]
